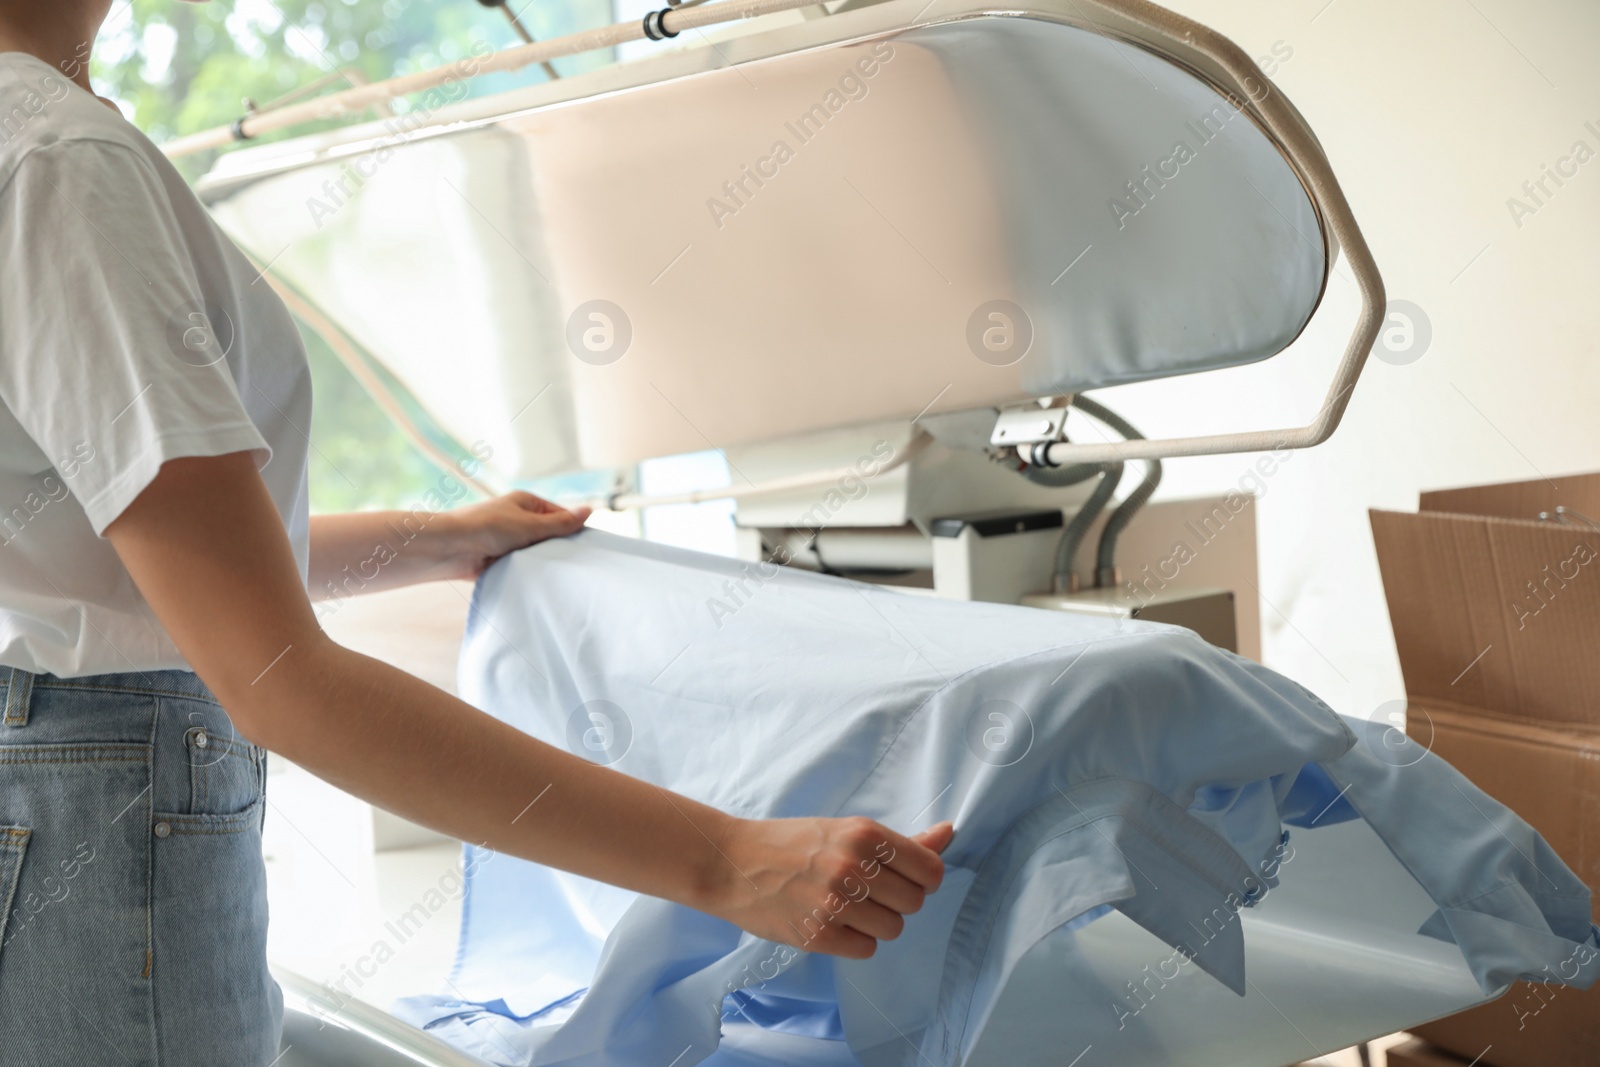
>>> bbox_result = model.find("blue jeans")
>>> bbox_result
[0,667,282,1065]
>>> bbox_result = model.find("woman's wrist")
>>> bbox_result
[307,509,472,594]
[673,806,746,916]
[412,507,476,580]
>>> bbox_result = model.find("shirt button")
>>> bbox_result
[154,822,171,839]
[193,729,209,749]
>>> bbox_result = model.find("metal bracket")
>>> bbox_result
[989,402,1070,448]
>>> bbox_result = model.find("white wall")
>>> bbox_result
[1092,0,1600,718]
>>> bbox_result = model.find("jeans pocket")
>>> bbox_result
[153,798,266,840]
[0,824,31,965]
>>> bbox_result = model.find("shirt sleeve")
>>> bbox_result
[0,137,270,535]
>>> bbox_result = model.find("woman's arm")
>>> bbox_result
[307,493,593,600]
[108,453,949,958]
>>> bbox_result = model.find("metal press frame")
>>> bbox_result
[176,0,1384,480]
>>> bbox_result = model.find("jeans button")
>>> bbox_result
[193,729,209,749]
[154,821,171,839]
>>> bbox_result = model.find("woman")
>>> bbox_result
[0,3,952,1061]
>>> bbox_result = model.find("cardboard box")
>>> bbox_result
[1371,474,1600,1067]
[1404,699,1600,1067]
[1410,994,1593,1067]
[1384,1038,1474,1067]
[1370,473,1600,726]
[1410,699,1600,901]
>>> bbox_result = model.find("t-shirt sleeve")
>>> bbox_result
[0,137,270,535]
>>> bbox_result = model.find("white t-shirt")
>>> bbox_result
[0,52,311,678]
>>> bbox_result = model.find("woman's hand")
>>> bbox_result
[436,491,593,579]
[308,491,592,599]
[705,817,955,959]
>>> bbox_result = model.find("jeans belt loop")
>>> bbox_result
[3,666,36,727]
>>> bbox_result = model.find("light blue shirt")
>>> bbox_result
[396,531,1598,1066]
